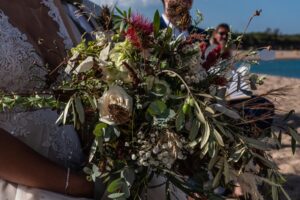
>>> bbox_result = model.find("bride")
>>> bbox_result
[0,0,104,199]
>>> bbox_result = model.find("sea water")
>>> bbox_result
[250,60,300,79]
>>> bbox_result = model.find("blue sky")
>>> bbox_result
[90,0,300,34]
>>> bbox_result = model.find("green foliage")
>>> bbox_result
[1,7,298,200]
[235,32,300,50]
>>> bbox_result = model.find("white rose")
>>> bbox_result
[98,85,133,125]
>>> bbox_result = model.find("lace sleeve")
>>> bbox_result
[0,10,85,169]
[0,11,46,92]
[41,0,74,50]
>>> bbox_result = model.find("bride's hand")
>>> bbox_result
[68,172,94,198]
[0,128,94,198]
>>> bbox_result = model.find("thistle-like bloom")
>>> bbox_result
[125,27,142,49]
[125,14,153,49]
[130,14,153,35]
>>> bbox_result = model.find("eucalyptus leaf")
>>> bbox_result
[176,109,185,131]
[200,122,210,149]
[74,56,94,74]
[99,43,111,61]
[200,142,209,157]
[71,100,77,128]
[223,157,230,184]
[240,136,272,151]
[208,154,220,171]
[272,185,279,200]
[211,103,240,119]
[89,139,98,162]
[121,168,135,187]
[212,165,223,188]
[87,95,98,110]
[229,146,246,163]
[93,123,107,137]
[107,178,123,193]
[107,193,125,199]
[292,137,296,155]
[74,96,85,124]
[289,127,300,143]
[63,98,73,124]
[252,152,279,170]
[212,129,225,147]
[153,10,160,37]
[147,100,167,116]
[195,102,206,123]
[189,119,201,141]
[279,186,292,200]
[56,112,64,125]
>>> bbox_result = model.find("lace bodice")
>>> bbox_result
[0,2,84,169]
[0,11,45,92]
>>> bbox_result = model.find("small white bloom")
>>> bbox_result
[166,163,172,169]
[139,151,145,156]
[131,154,137,160]
[162,158,169,164]
[178,152,184,160]
[153,146,160,154]
[151,138,156,143]
[157,153,163,160]
[162,144,168,149]
[145,152,151,159]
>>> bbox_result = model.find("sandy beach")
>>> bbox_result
[235,50,300,60]
[275,50,300,60]
[256,75,300,199]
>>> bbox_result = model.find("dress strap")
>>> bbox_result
[41,0,74,49]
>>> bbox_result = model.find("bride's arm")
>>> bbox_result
[0,128,94,198]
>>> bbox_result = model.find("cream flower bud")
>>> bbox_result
[153,146,160,154]
[145,152,152,159]
[131,154,137,160]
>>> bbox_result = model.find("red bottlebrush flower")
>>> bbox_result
[203,45,222,71]
[125,27,142,48]
[199,41,208,59]
[130,14,153,35]
[125,14,154,49]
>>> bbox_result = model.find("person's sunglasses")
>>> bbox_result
[218,32,228,37]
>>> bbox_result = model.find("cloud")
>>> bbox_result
[118,0,160,7]
[90,0,161,8]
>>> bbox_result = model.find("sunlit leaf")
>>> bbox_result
[63,98,73,124]
[213,129,224,147]
[74,96,85,124]
[189,118,200,141]
[153,10,160,37]
[107,178,123,193]
[200,122,210,149]
[289,127,300,143]
[212,165,223,188]
[223,157,230,184]
[176,108,185,131]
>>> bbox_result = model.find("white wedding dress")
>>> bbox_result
[0,0,94,200]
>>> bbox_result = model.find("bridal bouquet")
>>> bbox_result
[1,7,298,200]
